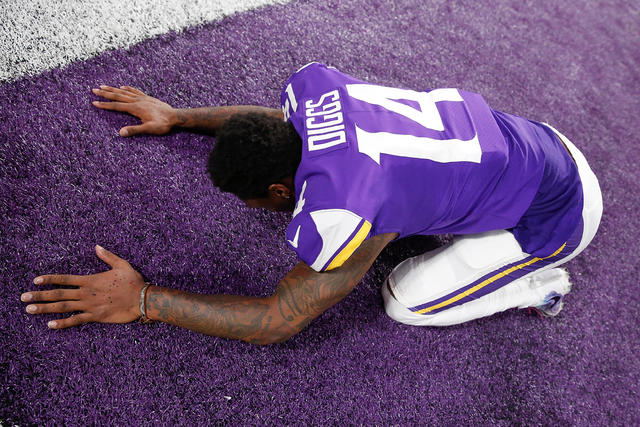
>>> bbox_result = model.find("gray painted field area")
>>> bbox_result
[1,0,287,82]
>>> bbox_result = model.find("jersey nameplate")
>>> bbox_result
[305,89,347,152]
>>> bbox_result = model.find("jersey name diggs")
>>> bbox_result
[304,90,347,151]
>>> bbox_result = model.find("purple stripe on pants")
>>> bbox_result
[410,218,584,314]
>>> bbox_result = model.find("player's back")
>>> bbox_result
[281,63,581,271]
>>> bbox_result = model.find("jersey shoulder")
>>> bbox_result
[285,180,372,272]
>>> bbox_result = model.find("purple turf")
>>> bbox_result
[1,0,639,424]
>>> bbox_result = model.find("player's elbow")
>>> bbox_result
[244,318,302,345]
[248,330,298,346]
[254,336,288,346]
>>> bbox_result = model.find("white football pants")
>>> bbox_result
[382,124,603,326]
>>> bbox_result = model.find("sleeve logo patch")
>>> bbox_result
[288,225,301,248]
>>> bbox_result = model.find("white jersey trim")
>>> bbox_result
[292,180,307,219]
[309,209,363,271]
[295,61,319,73]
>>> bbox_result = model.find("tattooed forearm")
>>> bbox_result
[271,232,399,341]
[174,106,283,134]
[146,288,275,344]
[144,232,397,345]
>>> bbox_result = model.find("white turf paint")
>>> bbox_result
[0,0,289,83]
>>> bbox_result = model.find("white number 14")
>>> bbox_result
[345,84,482,165]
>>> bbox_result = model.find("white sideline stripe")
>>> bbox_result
[0,0,290,83]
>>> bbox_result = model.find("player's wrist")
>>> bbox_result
[138,282,155,323]
[168,108,183,129]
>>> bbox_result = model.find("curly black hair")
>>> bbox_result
[208,112,302,199]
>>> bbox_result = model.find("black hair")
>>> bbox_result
[208,112,302,199]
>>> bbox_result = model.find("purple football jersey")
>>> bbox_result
[280,63,583,271]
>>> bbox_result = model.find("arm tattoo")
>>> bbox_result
[272,233,398,339]
[174,106,283,134]
[146,289,273,344]
[145,233,397,345]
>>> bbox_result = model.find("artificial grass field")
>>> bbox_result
[1,0,639,424]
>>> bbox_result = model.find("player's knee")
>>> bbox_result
[451,230,523,269]
[381,277,427,326]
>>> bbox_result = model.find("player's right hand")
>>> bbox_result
[91,85,177,137]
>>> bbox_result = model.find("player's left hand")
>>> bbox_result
[21,245,145,329]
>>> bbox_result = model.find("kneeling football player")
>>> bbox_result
[22,63,602,344]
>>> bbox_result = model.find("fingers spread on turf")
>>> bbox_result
[91,88,134,102]
[95,245,126,268]
[48,313,92,330]
[91,100,130,112]
[120,123,152,137]
[26,300,84,315]
[97,85,119,92]
[120,86,146,96]
[22,288,80,303]
[97,85,131,94]
[33,274,85,286]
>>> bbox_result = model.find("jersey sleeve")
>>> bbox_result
[285,209,372,272]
